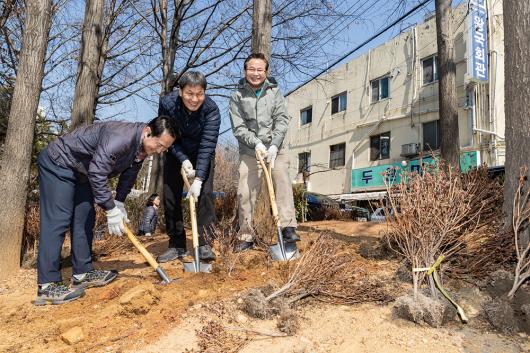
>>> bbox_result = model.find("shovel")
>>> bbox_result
[256,152,301,261]
[181,169,212,273]
[123,225,173,284]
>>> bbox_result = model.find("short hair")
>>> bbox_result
[146,193,159,206]
[244,53,269,71]
[147,115,178,139]
[178,71,207,90]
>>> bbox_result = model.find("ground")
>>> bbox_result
[0,220,527,353]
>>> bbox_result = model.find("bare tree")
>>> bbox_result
[0,0,16,33]
[0,0,53,278]
[435,0,459,169]
[70,0,105,130]
[502,0,530,247]
[252,0,271,59]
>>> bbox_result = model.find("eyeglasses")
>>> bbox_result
[246,68,266,73]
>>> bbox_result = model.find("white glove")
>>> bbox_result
[267,145,278,168]
[186,179,203,202]
[181,159,196,179]
[255,142,268,160]
[114,200,129,223]
[106,207,126,236]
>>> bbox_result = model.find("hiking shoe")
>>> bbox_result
[234,241,254,253]
[198,245,216,261]
[157,247,187,263]
[34,282,85,306]
[72,269,118,289]
[282,227,300,243]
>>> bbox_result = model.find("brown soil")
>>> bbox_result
[0,221,526,353]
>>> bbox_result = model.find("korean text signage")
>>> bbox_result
[467,0,488,82]
[351,151,479,190]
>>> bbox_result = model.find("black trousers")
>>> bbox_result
[163,153,216,249]
[37,149,95,284]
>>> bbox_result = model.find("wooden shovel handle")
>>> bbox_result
[256,151,281,228]
[124,225,160,270]
[181,169,200,249]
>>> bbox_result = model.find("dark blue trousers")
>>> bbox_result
[37,148,95,284]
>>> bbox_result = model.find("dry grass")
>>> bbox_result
[194,321,248,353]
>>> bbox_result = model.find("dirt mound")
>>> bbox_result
[119,282,160,317]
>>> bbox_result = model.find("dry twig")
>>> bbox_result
[508,166,530,298]
[384,162,510,298]
[265,233,391,305]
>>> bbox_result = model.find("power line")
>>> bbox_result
[219,0,433,137]
[285,0,433,97]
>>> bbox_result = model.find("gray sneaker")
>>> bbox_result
[198,245,216,261]
[157,247,187,263]
[71,269,118,289]
[34,282,85,306]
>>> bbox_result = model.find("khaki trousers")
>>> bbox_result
[237,152,297,241]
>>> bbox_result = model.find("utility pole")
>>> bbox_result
[435,0,460,169]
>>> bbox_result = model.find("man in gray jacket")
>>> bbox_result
[229,52,299,252]
[35,117,176,305]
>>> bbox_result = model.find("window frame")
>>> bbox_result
[370,76,390,103]
[300,106,312,126]
[329,143,346,169]
[422,120,441,151]
[331,91,347,115]
[422,55,439,85]
[370,132,391,161]
[298,151,311,174]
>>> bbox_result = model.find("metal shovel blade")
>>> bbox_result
[270,242,301,261]
[183,261,212,273]
[183,247,212,273]
[156,266,173,284]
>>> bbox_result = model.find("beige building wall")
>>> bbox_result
[283,1,505,197]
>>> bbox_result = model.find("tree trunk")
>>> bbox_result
[502,0,530,244]
[70,0,105,130]
[149,0,184,195]
[0,0,52,279]
[252,0,272,61]
[435,0,460,169]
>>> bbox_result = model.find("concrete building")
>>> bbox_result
[283,0,505,202]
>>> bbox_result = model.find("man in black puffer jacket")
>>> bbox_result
[157,71,221,263]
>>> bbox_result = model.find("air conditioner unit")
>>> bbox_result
[401,143,419,157]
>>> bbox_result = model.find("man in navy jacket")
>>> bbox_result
[157,71,221,263]
[36,117,176,305]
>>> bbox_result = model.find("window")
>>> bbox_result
[331,92,347,114]
[370,132,391,160]
[422,56,439,84]
[329,143,346,168]
[300,106,312,125]
[371,76,390,102]
[423,120,440,151]
[298,152,311,173]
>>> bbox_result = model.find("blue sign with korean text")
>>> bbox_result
[467,0,488,82]
[351,151,479,190]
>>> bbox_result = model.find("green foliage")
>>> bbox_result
[292,184,308,222]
